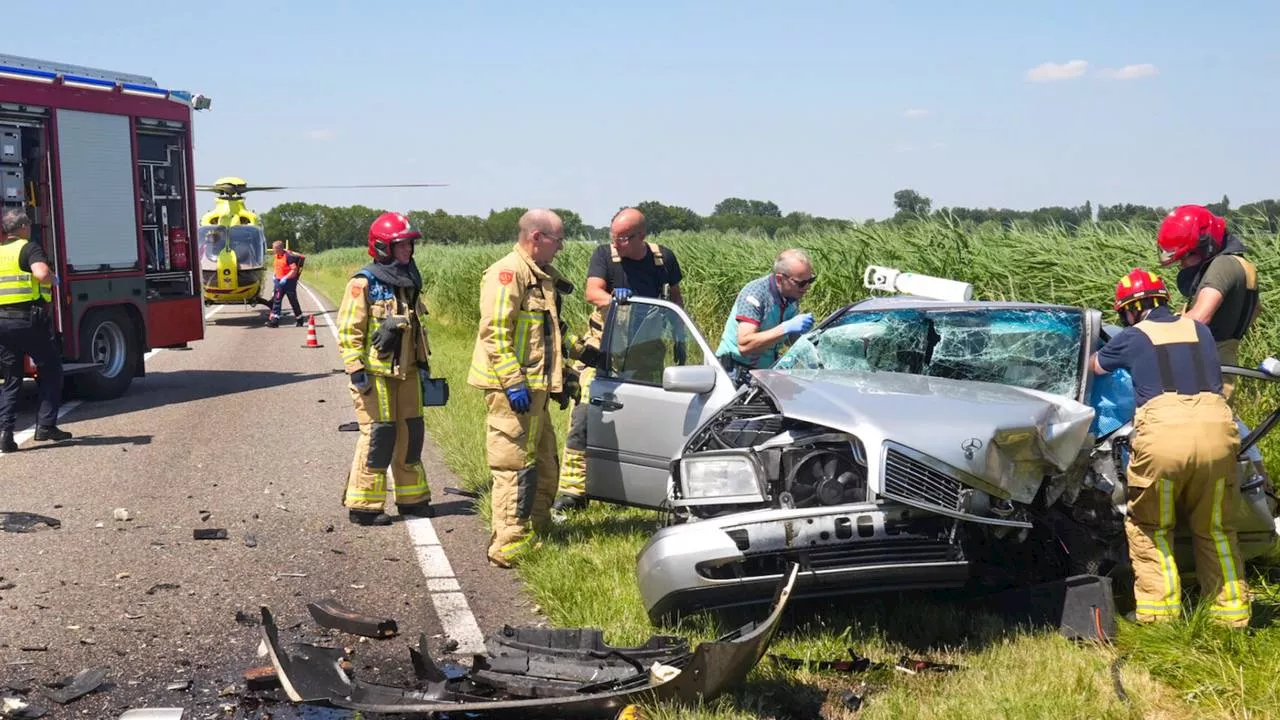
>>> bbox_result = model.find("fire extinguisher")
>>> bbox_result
[169,228,189,271]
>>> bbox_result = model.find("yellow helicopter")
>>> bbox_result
[195,177,448,308]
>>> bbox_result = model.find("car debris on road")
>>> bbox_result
[257,564,799,717]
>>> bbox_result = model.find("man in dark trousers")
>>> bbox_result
[0,209,71,453]
[268,240,307,328]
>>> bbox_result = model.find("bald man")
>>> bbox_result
[552,207,685,513]
[715,248,816,384]
[467,209,576,567]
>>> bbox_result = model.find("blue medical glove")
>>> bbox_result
[613,287,633,302]
[51,274,61,288]
[350,369,371,394]
[506,383,531,414]
[779,312,814,335]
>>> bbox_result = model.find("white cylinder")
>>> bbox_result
[893,272,974,302]
[1260,357,1280,377]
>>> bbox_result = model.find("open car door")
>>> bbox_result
[584,298,739,509]
[1220,364,1280,557]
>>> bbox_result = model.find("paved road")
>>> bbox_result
[0,286,538,719]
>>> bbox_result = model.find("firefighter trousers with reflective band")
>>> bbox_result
[344,373,431,512]
[1125,392,1249,627]
[485,388,557,566]
[557,364,597,498]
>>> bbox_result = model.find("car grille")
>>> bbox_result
[882,446,963,513]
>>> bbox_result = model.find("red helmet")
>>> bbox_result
[1156,205,1225,266]
[1114,268,1169,312]
[368,212,421,260]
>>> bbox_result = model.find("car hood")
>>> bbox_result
[750,369,1097,504]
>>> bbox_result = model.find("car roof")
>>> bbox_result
[846,294,1087,314]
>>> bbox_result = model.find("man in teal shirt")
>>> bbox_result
[715,248,816,383]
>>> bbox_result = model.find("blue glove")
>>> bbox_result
[613,287,633,302]
[51,274,61,288]
[505,383,531,414]
[779,313,814,335]
[350,370,371,394]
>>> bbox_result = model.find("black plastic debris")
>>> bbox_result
[193,528,227,541]
[146,583,180,595]
[42,667,107,704]
[978,574,1117,643]
[0,512,61,533]
[337,422,358,432]
[306,598,398,639]
[260,564,801,718]
[444,486,481,499]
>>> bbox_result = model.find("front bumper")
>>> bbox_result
[637,502,970,624]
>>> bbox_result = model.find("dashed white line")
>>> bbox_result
[5,304,224,453]
[297,281,487,655]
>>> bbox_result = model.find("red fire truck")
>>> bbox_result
[0,54,211,400]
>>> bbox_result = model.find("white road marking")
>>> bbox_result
[4,304,225,453]
[298,281,487,655]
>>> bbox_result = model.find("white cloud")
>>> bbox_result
[1024,60,1088,82]
[904,108,930,119]
[1098,63,1159,80]
[893,143,915,153]
[304,129,336,141]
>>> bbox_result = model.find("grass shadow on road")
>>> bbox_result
[65,370,333,424]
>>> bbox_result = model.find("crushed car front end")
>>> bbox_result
[637,301,1114,624]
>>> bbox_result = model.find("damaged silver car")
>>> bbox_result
[577,267,1280,624]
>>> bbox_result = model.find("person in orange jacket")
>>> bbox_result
[268,240,307,328]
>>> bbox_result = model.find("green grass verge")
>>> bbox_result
[305,219,1280,719]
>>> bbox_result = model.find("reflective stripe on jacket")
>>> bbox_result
[468,244,568,392]
[0,240,41,306]
[336,270,430,380]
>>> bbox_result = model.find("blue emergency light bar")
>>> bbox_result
[0,59,210,110]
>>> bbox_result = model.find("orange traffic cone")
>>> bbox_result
[302,315,324,348]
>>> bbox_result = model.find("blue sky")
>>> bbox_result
[6,1,1278,226]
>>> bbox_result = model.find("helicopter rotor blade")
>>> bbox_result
[264,183,449,190]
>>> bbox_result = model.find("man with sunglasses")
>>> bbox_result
[714,248,816,384]
[552,207,684,514]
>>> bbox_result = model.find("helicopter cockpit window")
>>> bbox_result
[198,225,265,269]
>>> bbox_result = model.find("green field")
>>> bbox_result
[307,217,1280,719]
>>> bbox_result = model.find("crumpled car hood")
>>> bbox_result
[749,369,1096,504]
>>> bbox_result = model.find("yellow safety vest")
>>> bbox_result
[0,240,42,306]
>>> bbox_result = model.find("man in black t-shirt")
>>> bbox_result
[0,209,71,453]
[553,208,685,513]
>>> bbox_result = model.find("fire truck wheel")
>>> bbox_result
[69,308,139,401]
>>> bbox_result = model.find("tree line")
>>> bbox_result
[257,191,1280,255]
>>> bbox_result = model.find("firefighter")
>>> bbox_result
[552,207,685,513]
[268,240,307,328]
[467,209,572,567]
[336,212,434,526]
[1156,204,1261,400]
[1091,268,1249,628]
[714,248,816,384]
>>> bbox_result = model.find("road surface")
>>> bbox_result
[0,286,538,719]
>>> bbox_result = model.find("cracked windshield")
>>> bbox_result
[774,307,1085,398]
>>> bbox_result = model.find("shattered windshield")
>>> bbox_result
[774,306,1085,398]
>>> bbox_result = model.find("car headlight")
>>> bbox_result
[678,451,765,505]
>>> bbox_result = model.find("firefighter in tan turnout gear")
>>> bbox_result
[553,207,684,513]
[337,212,434,526]
[468,209,573,568]
[1091,268,1250,628]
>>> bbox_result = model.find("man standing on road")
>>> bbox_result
[1156,204,1262,400]
[552,207,685,514]
[714,248,816,384]
[0,209,71,453]
[1091,268,1249,628]
[267,240,307,328]
[467,209,573,568]
[336,212,434,526]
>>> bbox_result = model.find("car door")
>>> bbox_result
[584,297,739,509]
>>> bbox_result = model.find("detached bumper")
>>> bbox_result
[637,503,970,624]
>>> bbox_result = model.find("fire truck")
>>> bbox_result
[0,54,211,400]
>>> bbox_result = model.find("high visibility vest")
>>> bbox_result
[0,240,42,306]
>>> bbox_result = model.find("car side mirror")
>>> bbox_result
[663,365,717,394]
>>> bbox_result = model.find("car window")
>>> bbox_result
[198,225,264,268]
[605,302,704,386]
[775,307,1084,398]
